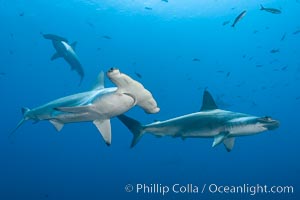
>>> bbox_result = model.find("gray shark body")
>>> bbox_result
[12,68,160,145]
[118,91,279,151]
[43,34,84,84]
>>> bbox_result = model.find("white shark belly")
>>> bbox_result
[53,92,135,124]
[227,124,268,136]
[144,113,223,138]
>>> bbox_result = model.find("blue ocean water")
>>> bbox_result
[0,0,299,199]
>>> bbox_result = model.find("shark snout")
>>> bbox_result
[265,120,280,130]
[258,116,280,130]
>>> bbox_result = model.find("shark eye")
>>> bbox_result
[261,116,272,122]
[265,116,271,120]
[108,67,119,73]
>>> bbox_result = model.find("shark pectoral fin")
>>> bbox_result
[49,119,64,131]
[51,52,62,61]
[71,41,77,49]
[223,137,235,152]
[93,119,111,146]
[55,105,92,114]
[212,131,229,147]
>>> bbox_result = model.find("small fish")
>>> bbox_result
[296,96,300,100]
[293,30,300,35]
[251,101,257,107]
[280,32,286,41]
[231,10,247,27]
[270,49,280,53]
[256,64,263,68]
[161,0,168,2]
[134,72,142,79]
[260,4,281,14]
[86,21,95,28]
[102,35,112,39]
[192,58,200,62]
[226,72,231,77]
[222,20,230,26]
[217,70,225,73]
[97,47,101,51]
[19,12,24,17]
[0,72,6,76]
[253,30,259,34]
[281,66,288,71]
[9,50,14,55]
[144,7,152,10]
[270,59,279,64]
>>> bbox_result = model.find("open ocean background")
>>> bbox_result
[0,0,299,199]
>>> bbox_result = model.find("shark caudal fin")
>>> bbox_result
[117,115,145,148]
[260,4,265,10]
[9,107,30,137]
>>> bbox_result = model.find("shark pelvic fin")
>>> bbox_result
[51,52,61,61]
[117,115,144,148]
[223,137,235,152]
[92,71,105,90]
[49,119,64,131]
[55,105,92,114]
[212,131,229,147]
[93,119,111,146]
[200,90,218,111]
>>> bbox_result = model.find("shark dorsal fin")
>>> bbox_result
[22,107,30,115]
[71,41,77,49]
[92,71,105,90]
[200,90,218,111]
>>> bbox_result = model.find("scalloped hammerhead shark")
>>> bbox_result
[11,68,160,145]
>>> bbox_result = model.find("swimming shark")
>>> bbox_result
[118,90,279,151]
[43,34,84,84]
[11,68,160,145]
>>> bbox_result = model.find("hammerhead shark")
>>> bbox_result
[43,34,84,84]
[11,68,160,145]
[118,90,279,151]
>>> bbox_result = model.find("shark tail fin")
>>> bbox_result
[260,4,265,10]
[117,115,145,148]
[9,107,30,137]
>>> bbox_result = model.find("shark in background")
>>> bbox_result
[43,34,85,85]
[11,68,160,145]
[118,90,279,151]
